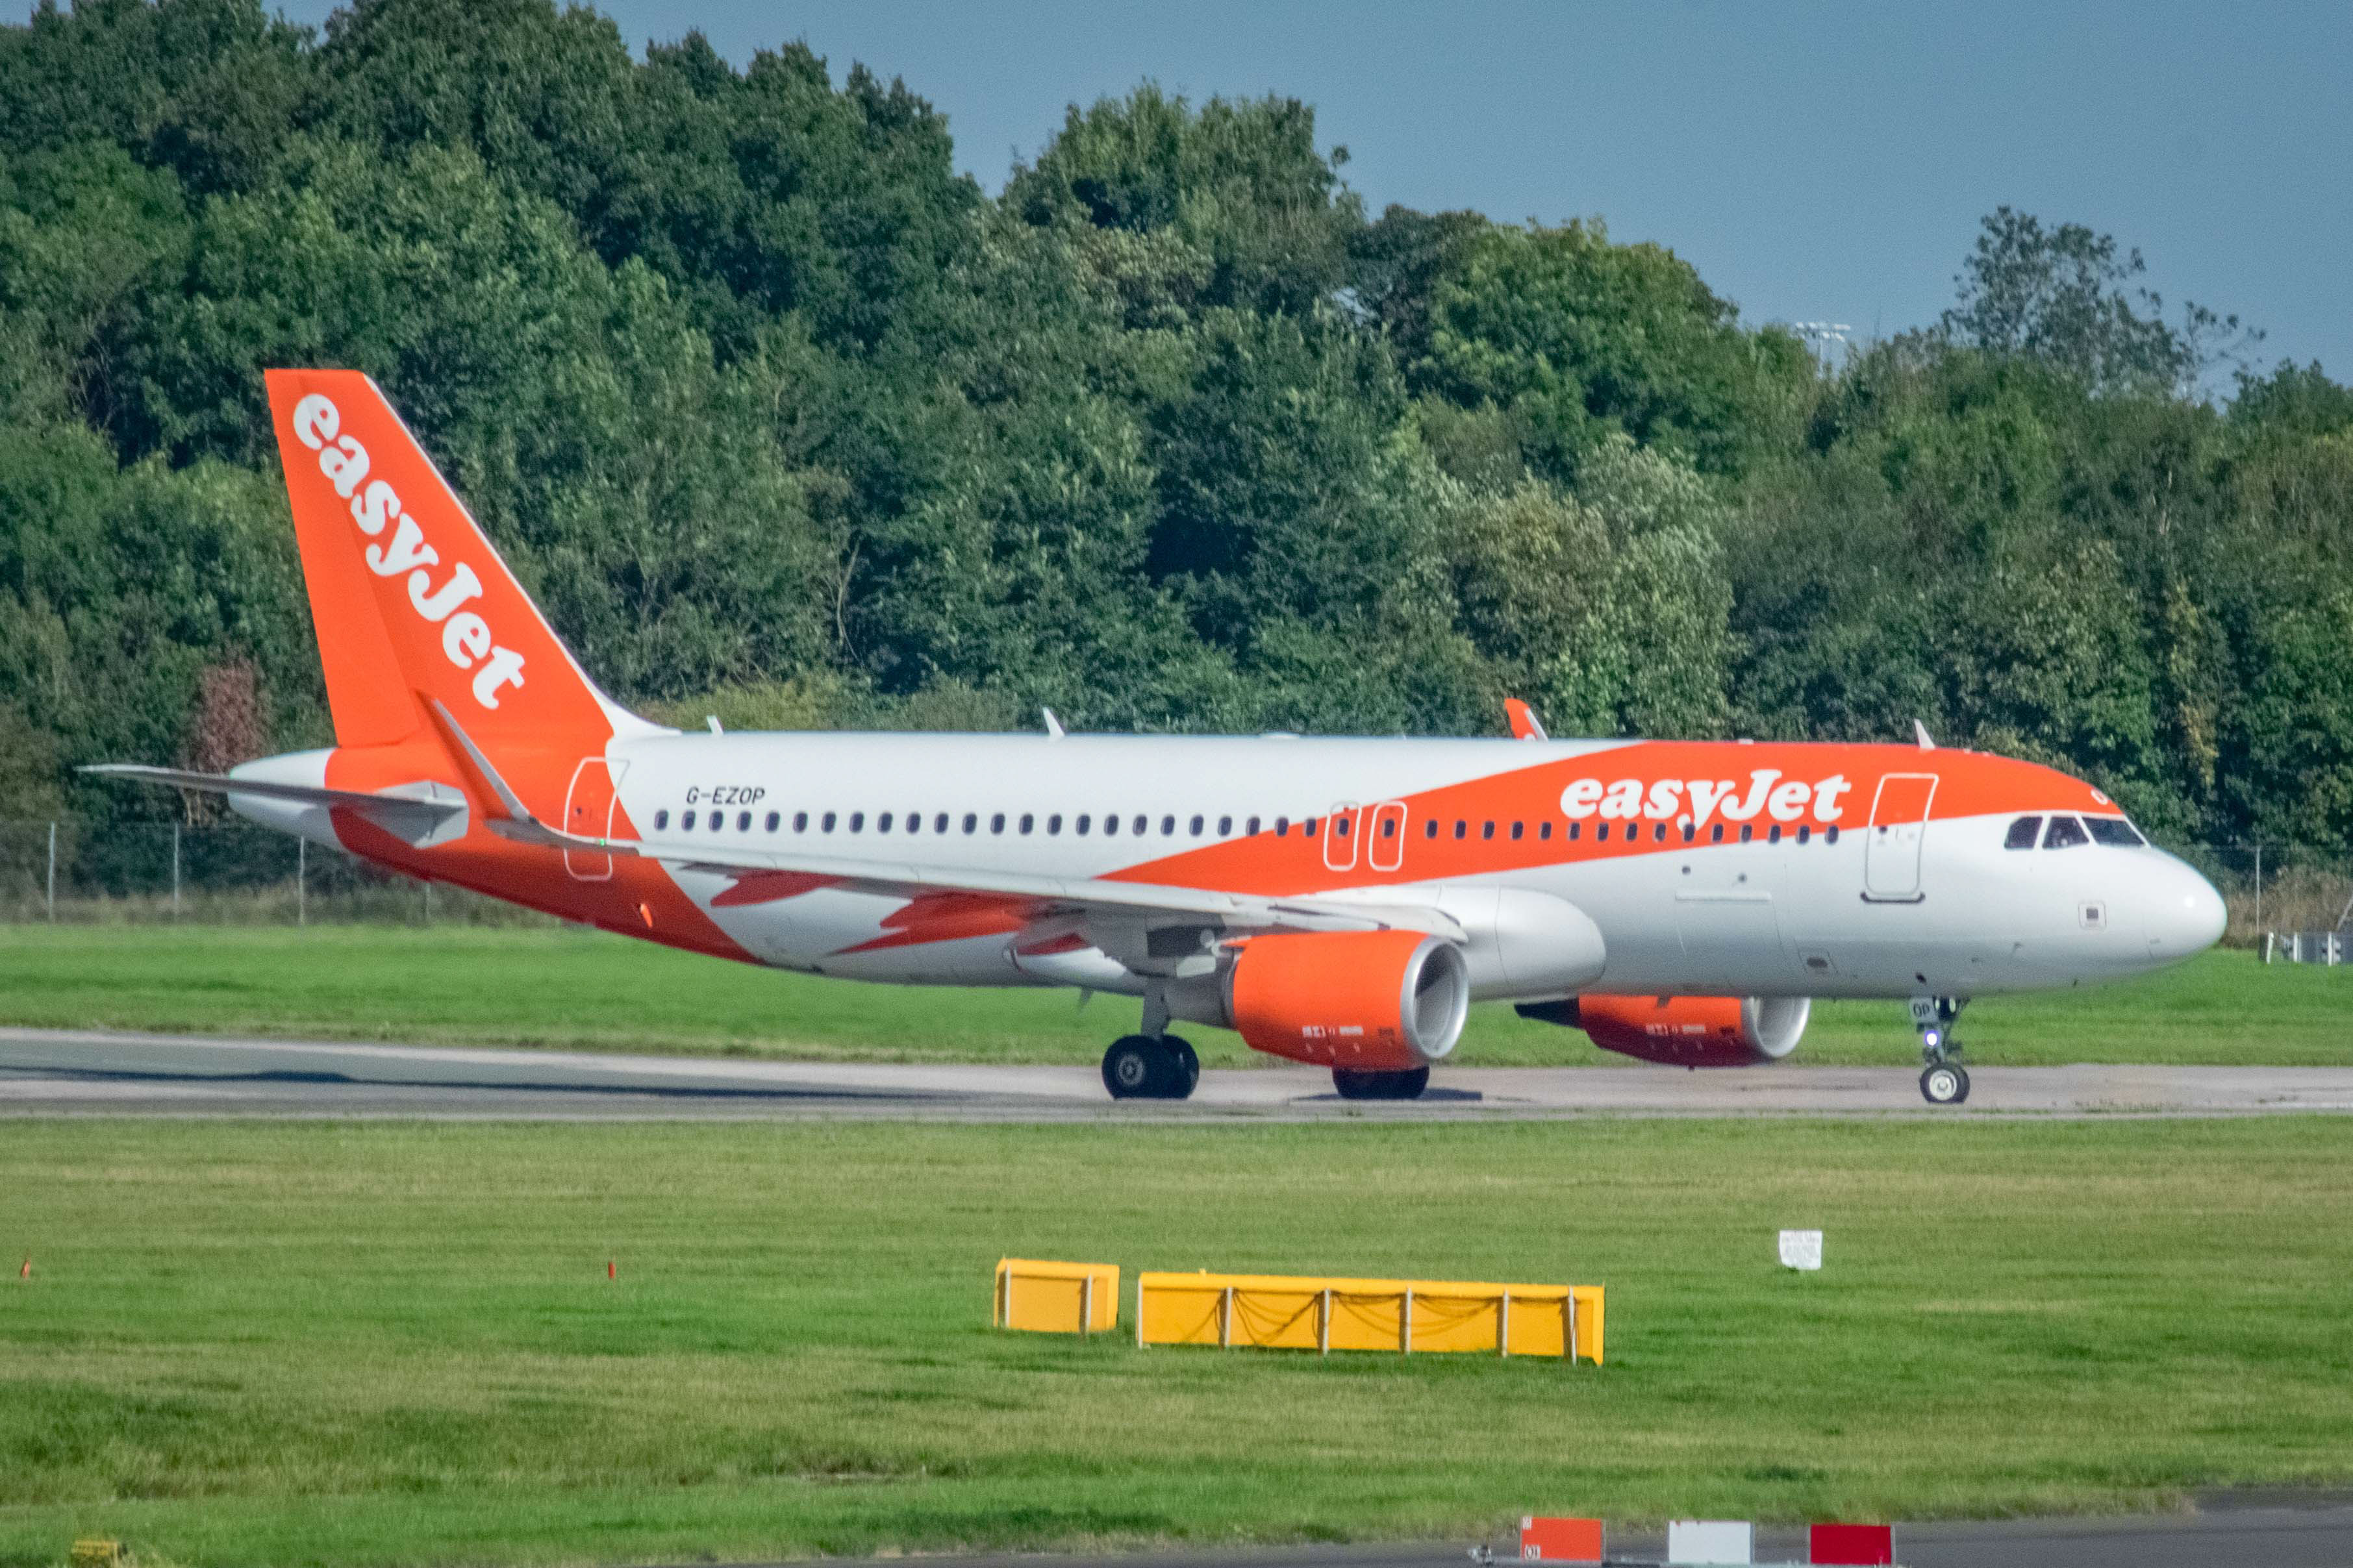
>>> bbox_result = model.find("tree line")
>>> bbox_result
[3,0,2350,850]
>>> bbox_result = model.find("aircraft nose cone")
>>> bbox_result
[2151,862,2228,960]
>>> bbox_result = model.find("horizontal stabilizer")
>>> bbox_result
[81,764,467,847]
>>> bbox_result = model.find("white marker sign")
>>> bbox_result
[1778,1229,1823,1271]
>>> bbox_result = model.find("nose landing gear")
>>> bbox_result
[1912,995,1970,1105]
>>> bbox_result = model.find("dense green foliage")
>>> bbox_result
[4,0,2350,848]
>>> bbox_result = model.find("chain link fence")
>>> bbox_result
[0,820,2346,944]
[0,820,540,925]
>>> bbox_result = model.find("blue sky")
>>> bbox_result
[275,0,2352,379]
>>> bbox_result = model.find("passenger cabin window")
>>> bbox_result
[1276,817,1290,836]
[2085,817,2146,847]
[934,812,949,834]
[1539,823,1553,841]
[1739,824,1754,843]
[1103,814,1119,836]
[1453,821,1468,840]
[1048,814,1062,835]
[904,812,920,834]
[2043,815,2090,849]
[1826,825,1840,844]
[655,810,670,830]
[1709,824,1724,843]
[2004,815,2044,850]
[794,812,809,832]
[991,813,1007,834]
[681,810,696,830]
[1018,814,1033,835]
[712,813,725,833]
[1425,819,1438,839]
[737,811,751,830]
[1190,814,1204,836]
[848,812,864,832]
[764,811,779,832]
[1246,816,1261,834]
[1134,815,1148,836]
[1218,815,1233,836]
[963,813,977,834]
[1077,814,1091,834]
[877,812,893,832]
[1161,815,1176,836]
[1481,821,1495,840]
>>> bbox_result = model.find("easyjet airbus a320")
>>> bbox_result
[93,371,2228,1104]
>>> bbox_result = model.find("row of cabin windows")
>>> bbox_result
[653,808,1309,838]
[648,804,1839,848]
[1425,818,1838,847]
[2005,814,2147,850]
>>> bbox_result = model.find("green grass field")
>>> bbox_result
[0,1117,2347,1568]
[1,924,2347,1067]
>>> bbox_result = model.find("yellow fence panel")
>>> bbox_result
[1136,1272,1602,1362]
[993,1258,1119,1334]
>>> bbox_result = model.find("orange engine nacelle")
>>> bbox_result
[1519,993,1811,1067]
[1220,930,1471,1070]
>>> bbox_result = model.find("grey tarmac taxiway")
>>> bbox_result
[4,1027,2351,1119]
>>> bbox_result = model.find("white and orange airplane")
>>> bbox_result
[92,371,2228,1105]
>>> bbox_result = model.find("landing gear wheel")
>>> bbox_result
[1920,1062,1970,1106]
[1103,1035,1166,1100]
[1332,1065,1431,1101]
[1100,1035,1196,1101]
[1163,1035,1200,1097]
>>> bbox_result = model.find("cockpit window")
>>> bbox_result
[2043,815,2089,849]
[2084,816,2146,847]
[2004,815,2043,849]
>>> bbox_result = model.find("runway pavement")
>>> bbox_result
[5,1027,2351,1120]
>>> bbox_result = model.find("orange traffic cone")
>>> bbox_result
[18,1257,28,1280]
[607,1259,616,1280]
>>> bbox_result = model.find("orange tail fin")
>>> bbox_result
[264,369,655,752]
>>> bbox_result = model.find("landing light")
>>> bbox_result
[1922,1028,1943,1050]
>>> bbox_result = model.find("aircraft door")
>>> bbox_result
[563,758,625,880]
[1322,802,1361,873]
[1863,773,1936,902]
[1367,801,1407,872]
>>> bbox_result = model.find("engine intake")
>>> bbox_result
[1518,993,1811,1067]
[1218,930,1470,1069]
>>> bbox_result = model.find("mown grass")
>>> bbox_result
[0,1117,2347,1568]
[2,924,2348,1067]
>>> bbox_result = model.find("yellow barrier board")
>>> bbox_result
[993,1258,1119,1334]
[1137,1272,1602,1362]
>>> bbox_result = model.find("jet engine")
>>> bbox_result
[1517,993,1811,1067]
[1209,930,1471,1070]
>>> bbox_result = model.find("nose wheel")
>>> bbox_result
[1911,995,1970,1105]
[1101,1033,1199,1101]
[1920,1061,1970,1105]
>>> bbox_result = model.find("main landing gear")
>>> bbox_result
[1101,1034,1200,1101]
[1332,1066,1429,1101]
[1912,995,1970,1105]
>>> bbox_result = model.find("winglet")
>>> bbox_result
[1042,707,1066,741]
[1505,699,1548,741]
[1913,719,1936,751]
